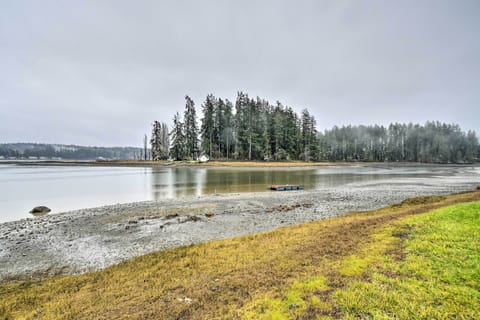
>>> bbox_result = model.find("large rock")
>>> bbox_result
[29,206,51,216]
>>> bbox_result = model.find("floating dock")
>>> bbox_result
[270,184,304,191]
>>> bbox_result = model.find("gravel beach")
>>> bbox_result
[1,165,479,280]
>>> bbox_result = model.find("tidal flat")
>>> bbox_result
[1,165,479,280]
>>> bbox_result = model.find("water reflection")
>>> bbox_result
[148,166,440,200]
[151,168,208,198]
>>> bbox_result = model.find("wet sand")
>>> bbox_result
[1,166,479,280]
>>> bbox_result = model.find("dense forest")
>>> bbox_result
[0,143,141,160]
[319,122,479,163]
[150,92,480,163]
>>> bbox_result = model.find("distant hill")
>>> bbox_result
[0,143,143,160]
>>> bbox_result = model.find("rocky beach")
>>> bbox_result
[1,165,479,281]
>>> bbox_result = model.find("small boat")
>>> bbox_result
[270,184,304,191]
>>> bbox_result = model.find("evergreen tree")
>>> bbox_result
[184,95,199,160]
[273,103,287,160]
[234,91,249,159]
[245,97,257,160]
[169,112,185,161]
[150,121,161,160]
[222,99,235,159]
[200,94,216,158]
[262,104,274,160]
[213,98,226,158]
[301,109,317,161]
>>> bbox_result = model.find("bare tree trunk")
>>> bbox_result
[143,134,148,161]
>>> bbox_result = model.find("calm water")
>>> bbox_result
[0,164,474,222]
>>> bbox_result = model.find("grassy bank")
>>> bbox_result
[1,191,479,319]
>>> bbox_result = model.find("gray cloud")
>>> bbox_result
[1,0,479,146]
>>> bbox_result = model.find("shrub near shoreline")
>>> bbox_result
[1,191,479,319]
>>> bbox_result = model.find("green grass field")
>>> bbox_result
[334,201,480,319]
[1,191,479,319]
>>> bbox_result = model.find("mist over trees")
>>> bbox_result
[318,122,479,163]
[160,92,479,164]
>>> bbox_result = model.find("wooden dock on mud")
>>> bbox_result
[270,184,304,191]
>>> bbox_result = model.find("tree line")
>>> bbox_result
[318,122,479,163]
[151,92,319,161]
[0,143,141,160]
[149,92,480,163]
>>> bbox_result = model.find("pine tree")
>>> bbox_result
[200,94,216,158]
[245,98,255,160]
[223,99,234,159]
[150,121,162,160]
[273,103,286,160]
[184,95,199,160]
[300,109,319,161]
[170,112,185,161]
[263,104,275,160]
[234,92,246,159]
[214,98,226,158]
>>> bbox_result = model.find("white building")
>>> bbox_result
[198,155,209,163]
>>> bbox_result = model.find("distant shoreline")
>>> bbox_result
[1,159,477,168]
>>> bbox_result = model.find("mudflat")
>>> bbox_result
[0,166,479,280]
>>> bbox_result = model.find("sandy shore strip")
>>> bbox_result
[1,159,467,168]
[1,167,480,280]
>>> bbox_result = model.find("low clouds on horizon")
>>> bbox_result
[1,0,479,146]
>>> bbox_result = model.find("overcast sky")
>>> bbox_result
[1,0,479,147]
